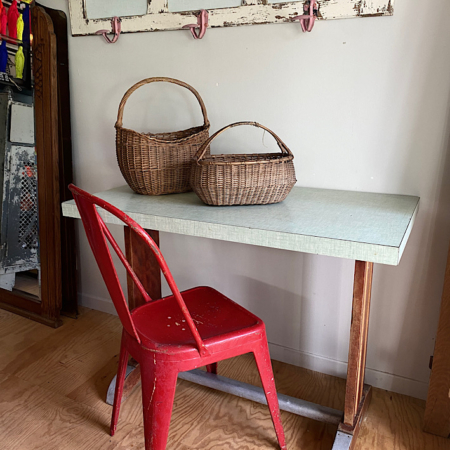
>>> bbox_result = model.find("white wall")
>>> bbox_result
[41,0,450,400]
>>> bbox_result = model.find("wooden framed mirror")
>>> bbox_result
[0,5,76,327]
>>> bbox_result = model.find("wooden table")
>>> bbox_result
[62,185,419,450]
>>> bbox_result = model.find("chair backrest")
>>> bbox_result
[69,184,208,356]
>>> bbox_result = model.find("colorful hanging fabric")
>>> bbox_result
[16,13,23,41]
[0,7,7,36]
[0,40,8,72]
[22,3,29,47]
[8,0,19,39]
[15,45,24,79]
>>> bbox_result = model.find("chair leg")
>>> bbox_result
[206,363,217,374]
[253,340,287,450]
[140,361,178,450]
[110,337,129,436]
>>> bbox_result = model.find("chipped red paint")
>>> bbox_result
[69,183,288,450]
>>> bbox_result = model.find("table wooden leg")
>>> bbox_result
[124,227,162,309]
[333,260,374,449]
[106,228,161,405]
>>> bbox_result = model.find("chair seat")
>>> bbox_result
[131,286,263,354]
[71,184,287,450]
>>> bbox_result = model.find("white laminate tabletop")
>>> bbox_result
[62,185,419,266]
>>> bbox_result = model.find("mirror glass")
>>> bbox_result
[86,0,148,20]
[169,0,242,13]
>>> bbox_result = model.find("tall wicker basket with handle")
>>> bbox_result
[190,121,296,206]
[115,77,210,196]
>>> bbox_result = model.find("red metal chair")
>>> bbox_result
[69,184,287,450]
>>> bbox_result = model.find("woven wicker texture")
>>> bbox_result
[115,77,210,196]
[190,121,296,206]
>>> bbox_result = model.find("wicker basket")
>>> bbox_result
[190,121,296,206]
[115,77,210,195]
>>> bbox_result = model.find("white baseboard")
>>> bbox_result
[268,342,429,400]
[79,293,428,400]
[79,293,118,316]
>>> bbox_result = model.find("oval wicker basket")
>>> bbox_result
[115,77,210,196]
[190,121,296,206]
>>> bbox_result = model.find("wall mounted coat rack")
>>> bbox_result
[68,0,394,38]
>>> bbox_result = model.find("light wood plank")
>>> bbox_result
[359,388,450,450]
[1,307,449,450]
[0,373,139,450]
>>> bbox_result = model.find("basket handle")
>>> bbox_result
[193,121,293,162]
[115,77,210,129]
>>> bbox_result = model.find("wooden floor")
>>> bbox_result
[0,307,449,450]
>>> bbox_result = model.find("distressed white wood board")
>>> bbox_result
[9,103,34,145]
[62,185,419,266]
[69,0,395,37]
[0,273,15,291]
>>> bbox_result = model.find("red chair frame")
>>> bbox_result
[69,184,287,450]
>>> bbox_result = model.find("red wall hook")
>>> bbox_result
[293,0,318,32]
[96,16,121,43]
[183,9,208,39]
